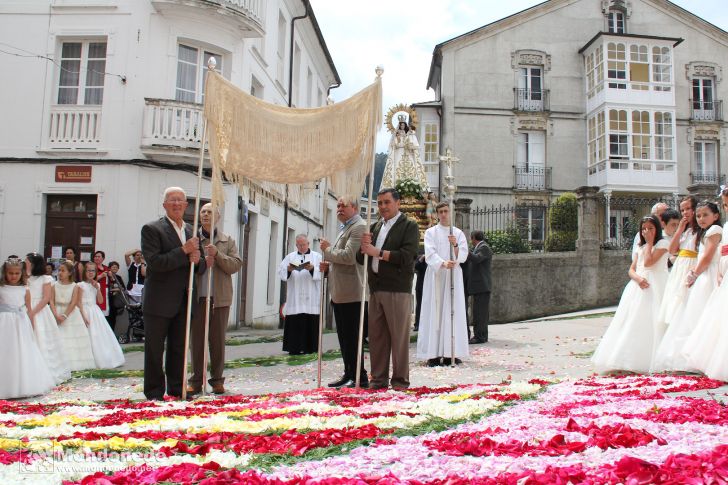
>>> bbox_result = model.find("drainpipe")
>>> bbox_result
[279,1,310,328]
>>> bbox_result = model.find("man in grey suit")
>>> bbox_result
[141,187,206,400]
[320,196,368,388]
[467,230,492,344]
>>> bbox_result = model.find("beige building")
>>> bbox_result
[421,0,727,243]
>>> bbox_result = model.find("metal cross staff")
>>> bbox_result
[440,147,459,368]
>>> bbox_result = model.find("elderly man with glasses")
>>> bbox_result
[141,187,206,401]
[319,196,369,388]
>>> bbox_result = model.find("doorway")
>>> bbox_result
[44,194,97,263]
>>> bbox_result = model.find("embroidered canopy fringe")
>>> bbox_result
[204,71,382,201]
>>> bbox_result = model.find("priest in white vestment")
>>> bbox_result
[279,235,322,355]
[417,202,469,366]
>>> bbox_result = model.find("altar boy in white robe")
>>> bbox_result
[417,202,469,366]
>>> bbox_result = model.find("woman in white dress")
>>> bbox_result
[684,191,728,378]
[657,196,699,328]
[78,262,125,369]
[51,260,96,371]
[0,257,55,399]
[25,253,71,384]
[592,215,670,374]
[653,201,723,372]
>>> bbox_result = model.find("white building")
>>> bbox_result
[0,0,342,328]
[422,0,727,243]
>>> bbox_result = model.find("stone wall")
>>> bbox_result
[468,186,633,323]
[488,250,631,324]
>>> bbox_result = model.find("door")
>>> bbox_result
[44,194,97,263]
[694,141,718,183]
[518,67,543,110]
[692,78,714,120]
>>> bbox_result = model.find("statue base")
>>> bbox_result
[399,195,430,242]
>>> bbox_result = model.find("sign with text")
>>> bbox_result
[55,165,92,183]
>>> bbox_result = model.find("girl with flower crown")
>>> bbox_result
[0,256,55,398]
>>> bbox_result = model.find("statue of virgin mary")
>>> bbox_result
[380,108,430,192]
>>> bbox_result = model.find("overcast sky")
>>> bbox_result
[308,0,728,152]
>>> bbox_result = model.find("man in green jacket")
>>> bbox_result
[187,203,243,395]
[358,188,419,389]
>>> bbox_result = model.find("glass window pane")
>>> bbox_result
[88,42,107,59]
[61,42,82,59]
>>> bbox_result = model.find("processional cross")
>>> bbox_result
[439,147,460,367]
[440,147,459,202]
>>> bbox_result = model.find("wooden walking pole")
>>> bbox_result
[354,66,384,389]
[181,57,216,401]
[200,180,217,396]
[441,148,459,368]
[316,177,329,388]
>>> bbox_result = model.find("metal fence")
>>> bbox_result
[597,195,677,250]
[468,201,576,253]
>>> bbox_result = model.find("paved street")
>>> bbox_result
[34,306,728,403]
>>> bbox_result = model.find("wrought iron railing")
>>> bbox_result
[514,88,550,111]
[690,172,726,186]
[598,195,677,250]
[690,99,723,121]
[514,166,552,191]
[469,200,577,253]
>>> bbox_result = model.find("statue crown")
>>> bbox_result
[397,114,407,123]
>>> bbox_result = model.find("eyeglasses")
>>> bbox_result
[165,198,187,205]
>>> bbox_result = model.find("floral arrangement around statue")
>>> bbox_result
[395,178,424,200]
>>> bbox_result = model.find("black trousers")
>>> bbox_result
[333,301,368,380]
[144,307,187,400]
[282,313,319,354]
[472,292,491,342]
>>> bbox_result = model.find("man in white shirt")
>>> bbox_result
[358,188,420,390]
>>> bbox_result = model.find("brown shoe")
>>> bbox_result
[211,384,225,394]
[186,385,201,396]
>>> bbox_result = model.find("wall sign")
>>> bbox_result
[55,165,92,183]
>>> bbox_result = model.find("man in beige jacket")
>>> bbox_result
[187,203,243,395]
[320,196,368,388]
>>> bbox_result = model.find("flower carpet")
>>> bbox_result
[0,375,726,484]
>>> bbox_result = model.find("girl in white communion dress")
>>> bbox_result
[592,215,670,374]
[0,257,55,399]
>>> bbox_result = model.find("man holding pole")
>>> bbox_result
[416,202,469,366]
[187,203,242,396]
[319,196,368,388]
[141,187,206,401]
[358,188,419,390]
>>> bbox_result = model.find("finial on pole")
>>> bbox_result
[375,65,384,78]
[207,57,217,71]
[440,147,460,199]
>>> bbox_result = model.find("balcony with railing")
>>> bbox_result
[141,99,205,161]
[690,171,726,186]
[588,159,678,192]
[151,0,264,36]
[514,88,550,112]
[514,166,552,191]
[690,99,723,121]
[47,105,102,149]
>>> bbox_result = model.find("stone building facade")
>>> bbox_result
[421,0,727,243]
